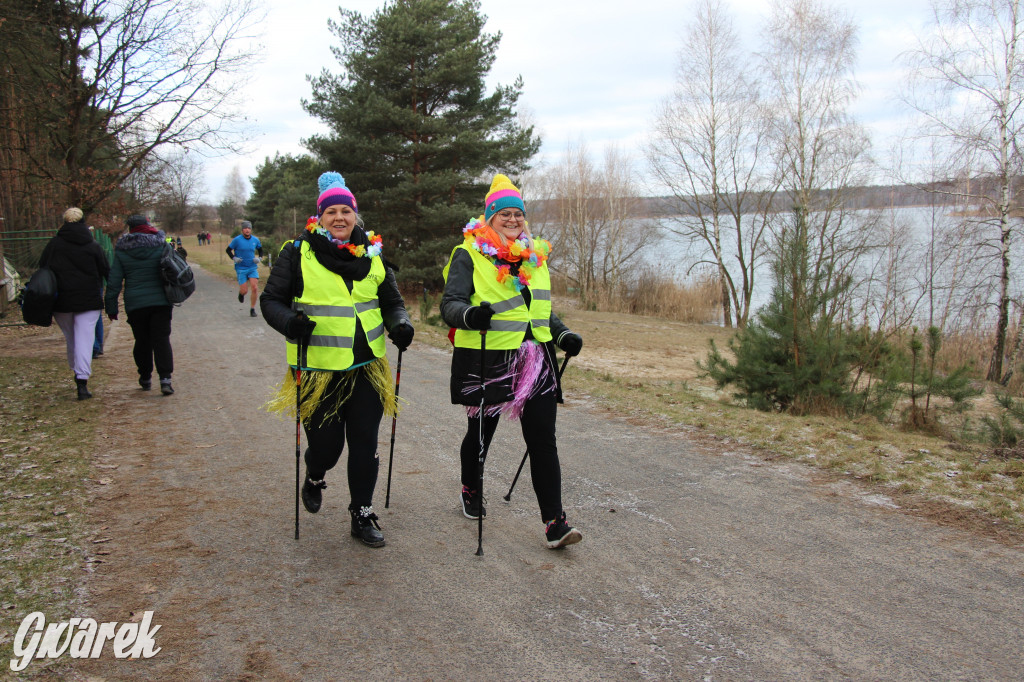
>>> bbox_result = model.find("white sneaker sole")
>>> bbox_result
[459,494,485,520]
[546,528,582,549]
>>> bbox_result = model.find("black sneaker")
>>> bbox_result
[238,292,244,303]
[160,378,174,396]
[350,506,385,547]
[544,512,582,549]
[301,472,326,513]
[250,308,257,317]
[139,377,152,391]
[460,486,486,519]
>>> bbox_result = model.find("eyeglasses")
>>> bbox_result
[496,211,525,222]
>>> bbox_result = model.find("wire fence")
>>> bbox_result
[0,227,115,326]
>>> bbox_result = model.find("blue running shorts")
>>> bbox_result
[236,265,259,284]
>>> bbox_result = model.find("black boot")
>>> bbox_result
[75,378,92,400]
[350,506,385,547]
[301,471,326,513]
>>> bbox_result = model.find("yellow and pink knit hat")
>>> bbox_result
[484,174,525,222]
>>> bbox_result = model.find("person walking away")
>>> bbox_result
[92,308,104,358]
[227,221,263,317]
[262,172,414,547]
[104,214,176,395]
[441,174,584,549]
[39,207,110,400]
[88,225,106,359]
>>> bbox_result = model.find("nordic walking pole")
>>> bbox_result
[384,347,404,508]
[475,302,490,556]
[503,355,571,502]
[294,319,307,541]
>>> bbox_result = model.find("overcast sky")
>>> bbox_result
[202,0,936,203]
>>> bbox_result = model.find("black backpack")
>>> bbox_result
[19,266,58,326]
[160,243,195,304]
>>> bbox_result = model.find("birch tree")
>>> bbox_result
[902,0,1024,382]
[534,143,659,308]
[760,0,876,324]
[647,0,771,327]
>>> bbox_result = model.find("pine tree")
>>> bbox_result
[701,206,856,414]
[304,0,540,285]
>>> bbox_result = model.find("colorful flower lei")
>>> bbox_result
[305,215,383,258]
[462,217,550,292]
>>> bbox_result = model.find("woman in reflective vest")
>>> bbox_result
[261,172,414,548]
[440,174,584,549]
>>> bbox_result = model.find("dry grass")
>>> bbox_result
[549,268,722,323]
[183,232,271,283]
[0,354,102,672]
[413,295,1024,542]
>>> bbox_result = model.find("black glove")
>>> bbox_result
[465,305,494,330]
[388,322,414,351]
[557,331,583,357]
[286,312,317,341]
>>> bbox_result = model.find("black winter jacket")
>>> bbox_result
[260,239,411,368]
[39,221,110,313]
[440,248,571,406]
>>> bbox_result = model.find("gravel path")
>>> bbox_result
[71,263,1024,680]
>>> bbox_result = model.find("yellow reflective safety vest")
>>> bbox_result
[286,241,387,370]
[443,242,552,350]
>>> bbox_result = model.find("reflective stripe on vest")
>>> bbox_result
[442,242,552,350]
[286,242,387,370]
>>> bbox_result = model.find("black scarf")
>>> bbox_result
[304,225,373,281]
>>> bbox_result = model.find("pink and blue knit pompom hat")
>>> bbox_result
[317,172,358,215]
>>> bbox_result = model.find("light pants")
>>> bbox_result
[53,310,100,380]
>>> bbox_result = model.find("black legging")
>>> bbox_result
[304,369,385,510]
[126,305,173,380]
[460,389,563,521]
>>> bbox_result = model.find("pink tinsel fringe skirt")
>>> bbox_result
[464,340,554,420]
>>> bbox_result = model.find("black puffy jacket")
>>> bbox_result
[260,239,411,368]
[39,221,110,313]
[440,248,571,406]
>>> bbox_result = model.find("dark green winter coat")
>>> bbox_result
[105,231,170,315]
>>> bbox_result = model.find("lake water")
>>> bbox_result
[641,206,1021,330]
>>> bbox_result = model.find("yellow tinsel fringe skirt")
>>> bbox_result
[264,356,400,427]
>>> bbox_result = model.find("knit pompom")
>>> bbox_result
[318,171,347,193]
